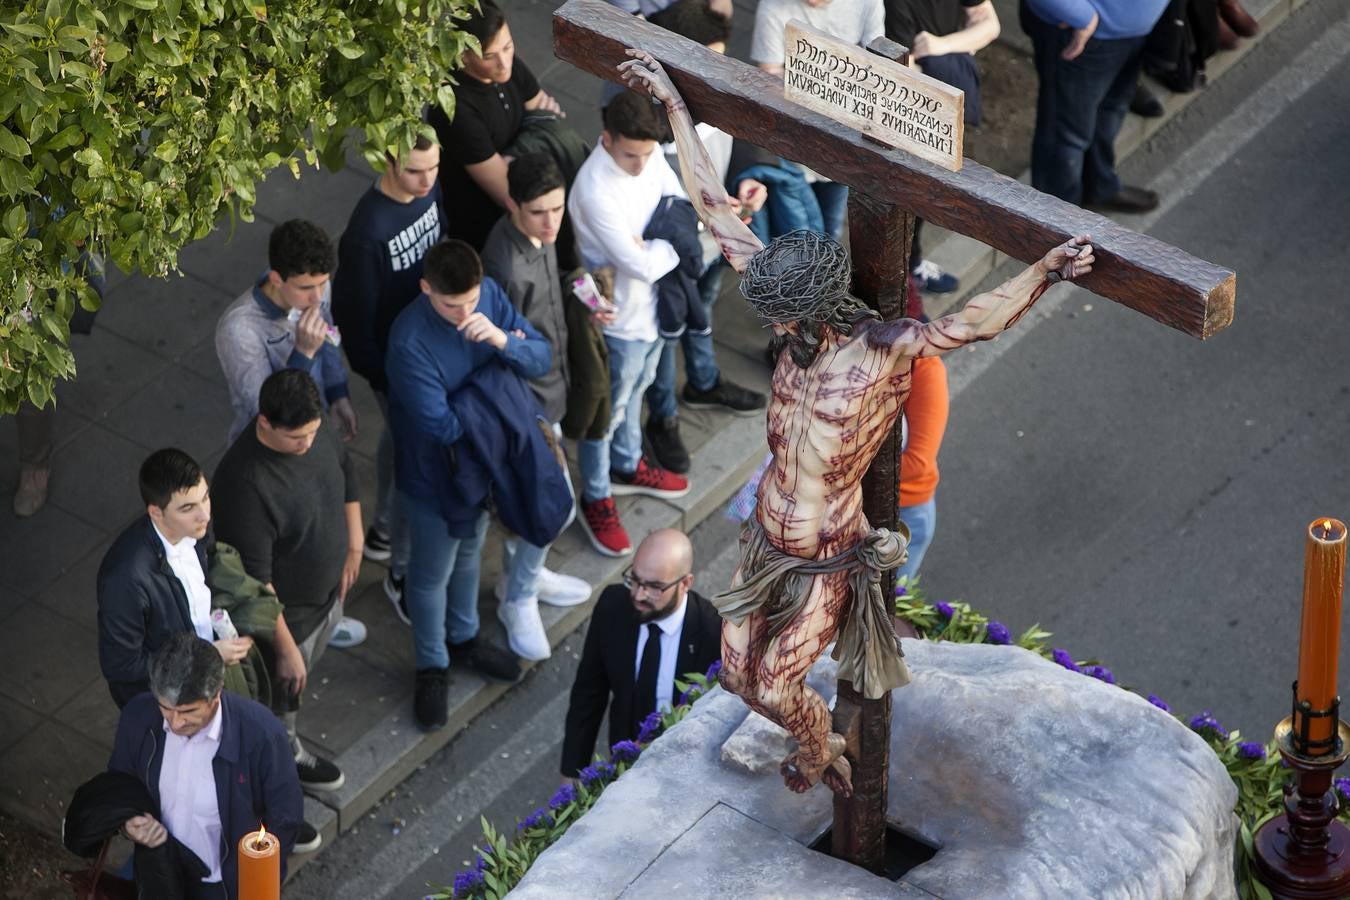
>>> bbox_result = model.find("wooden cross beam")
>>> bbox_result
[552,0,1236,339]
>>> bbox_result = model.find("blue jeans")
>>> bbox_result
[1022,5,1144,205]
[896,497,937,583]
[577,334,664,501]
[400,494,489,669]
[646,260,724,419]
[812,182,849,242]
[501,538,548,603]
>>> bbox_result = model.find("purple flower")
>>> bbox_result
[934,601,954,619]
[895,582,908,597]
[578,764,607,787]
[636,711,663,744]
[611,740,642,764]
[705,660,722,682]
[986,621,1011,645]
[1335,777,1350,798]
[453,868,485,897]
[1188,711,1229,740]
[1084,665,1115,685]
[1147,694,1171,712]
[1051,648,1080,673]
[517,807,554,831]
[677,686,695,707]
[548,783,577,810]
[1237,742,1266,761]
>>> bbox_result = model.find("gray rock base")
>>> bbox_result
[510,640,1237,899]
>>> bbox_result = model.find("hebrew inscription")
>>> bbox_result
[784,21,964,171]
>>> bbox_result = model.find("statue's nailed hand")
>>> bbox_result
[619,49,678,107]
[1041,234,1095,283]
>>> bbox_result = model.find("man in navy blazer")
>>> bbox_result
[560,529,721,777]
[109,635,304,897]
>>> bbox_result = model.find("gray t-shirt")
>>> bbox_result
[750,0,886,65]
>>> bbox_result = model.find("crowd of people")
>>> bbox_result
[32,0,1263,894]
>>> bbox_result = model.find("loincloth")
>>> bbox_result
[713,518,911,700]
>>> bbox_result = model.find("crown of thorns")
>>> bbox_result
[739,230,852,324]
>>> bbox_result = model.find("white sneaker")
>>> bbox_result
[496,596,551,661]
[494,568,593,608]
[327,616,368,649]
[535,567,593,607]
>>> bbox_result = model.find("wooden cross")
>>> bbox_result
[552,0,1236,874]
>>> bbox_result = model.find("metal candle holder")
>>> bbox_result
[1252,685,1350,899]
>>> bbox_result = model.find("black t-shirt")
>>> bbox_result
[211,419,358,642]
[430,59,541,250]
[885,0,982,47]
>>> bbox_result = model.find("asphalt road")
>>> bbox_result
[286,3,1350,896]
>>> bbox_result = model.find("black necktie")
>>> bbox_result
[633,623,662,736]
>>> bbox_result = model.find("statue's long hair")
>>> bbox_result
[741,230,878,368]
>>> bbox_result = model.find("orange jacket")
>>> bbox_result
[898,355,949,507]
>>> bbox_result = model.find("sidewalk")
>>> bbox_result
[0,0,1305,865]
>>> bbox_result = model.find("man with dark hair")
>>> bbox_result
[210,370,362,815]
[216,218,355,445]
[332,132,445,588]
[567,92,690,559]
[98,449,254,708]
[387,239,569,731]
[642,0,767,477]
[481,155,596,616]
[110,634,310,893]
[429,3,566,252]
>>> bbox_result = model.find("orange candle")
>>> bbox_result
[1294,517,1347,755]
[238,824,280,900]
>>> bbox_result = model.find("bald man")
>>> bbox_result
[561,529,721,777]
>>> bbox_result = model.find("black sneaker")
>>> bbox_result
[295,746,345,791]
[414,667,449,731]
[384,573,410,625]
[644,415,690,474]
[448,637,522,683]
[682,378,765,416]
[293,821,322,854]
[363,527,391,562]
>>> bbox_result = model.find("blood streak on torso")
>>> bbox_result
[758,318,912,561]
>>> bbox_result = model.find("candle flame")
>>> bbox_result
[254,823,268,850]
[1323,519,1335,533]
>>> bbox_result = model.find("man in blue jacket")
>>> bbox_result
[109,634,307,898]
[386,239,559,731]
[1021,0,1168,211]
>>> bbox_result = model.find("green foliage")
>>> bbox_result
[0,0,478,413]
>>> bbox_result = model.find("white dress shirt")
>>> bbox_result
[153,523,214,642]
[633,594,688,713]
[158,701,224,883]
[569,141,685,343]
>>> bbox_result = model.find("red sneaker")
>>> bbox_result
[611,457,689,499]
[579,496,633,557]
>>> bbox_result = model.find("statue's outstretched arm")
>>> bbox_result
[619,49,765,274]
[875,236,1095,358]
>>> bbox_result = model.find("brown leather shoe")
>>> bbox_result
[13,465,49,517]
[1218,0,1259,38]
[1087,185,1160,214]
[1216,17,1240,51]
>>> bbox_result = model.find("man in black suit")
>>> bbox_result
[561,529,721,777]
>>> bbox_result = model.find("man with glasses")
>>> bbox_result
[560,529,720,778]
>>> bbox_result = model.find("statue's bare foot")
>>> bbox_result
[820,756,853,797]
[779,732,848,793]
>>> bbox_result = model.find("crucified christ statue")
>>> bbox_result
[620,50,1095,798]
